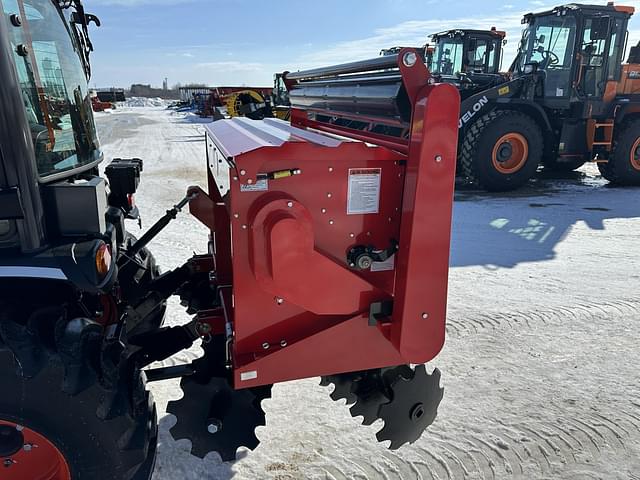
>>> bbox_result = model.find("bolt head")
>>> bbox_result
[23,444,32,452]
[9,14,21,26]
[207,422,221,434]
[280,340,288,347]
[247,179,253,184]
[241,224,248,230]
[327,193,332,198]
[16,44,29,57]
[435,155,443,163]
[287,201,294,208]
[262,342,270,350]
[328,167,334,172]
[321,208,327,214]
[240,169,246,176]
[275,297,284,305]
[403,51,418,67]
[329,220,334,225]
[357,256,373,270]
[233,213,240,219]
[422,313,429,319]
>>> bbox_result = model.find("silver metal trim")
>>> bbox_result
[0,266,67,280]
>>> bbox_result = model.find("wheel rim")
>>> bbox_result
[0,420,71,480]
[630,137,640,171]
[491,132,529,174]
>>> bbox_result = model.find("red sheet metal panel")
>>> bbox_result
[199,79,460,388]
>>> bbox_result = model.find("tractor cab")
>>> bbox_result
[430,28,507,98]
[514,3,632,115]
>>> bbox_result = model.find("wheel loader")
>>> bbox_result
[454,3,640,190]
[293,3,640,192]
[0,1,460,478]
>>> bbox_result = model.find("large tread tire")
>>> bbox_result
[599,119,640,185]
[0,303,157,480]
[460,110,543,192]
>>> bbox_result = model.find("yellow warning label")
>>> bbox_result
[498,86,510,95]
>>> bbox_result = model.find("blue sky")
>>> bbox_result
[87,0,640,88]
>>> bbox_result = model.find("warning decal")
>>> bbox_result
[347,168,381,215]
[240,178,269,193]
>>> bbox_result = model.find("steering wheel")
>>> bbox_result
[541,50,560,68]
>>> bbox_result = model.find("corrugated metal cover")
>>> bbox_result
[204,117,352,158]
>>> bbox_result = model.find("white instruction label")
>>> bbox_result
[240,178,268,193]
[371,255,395,272]
[347,168,381,215]
[240,370,258,381]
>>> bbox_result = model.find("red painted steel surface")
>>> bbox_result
[194,51,460,389]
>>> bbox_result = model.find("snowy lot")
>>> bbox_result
[95,107,640,480]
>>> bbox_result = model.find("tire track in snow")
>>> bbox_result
[446,299,640,337]
[369,404,640,480]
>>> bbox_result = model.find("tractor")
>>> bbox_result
[0,1,459,478]
[457,3,640,190]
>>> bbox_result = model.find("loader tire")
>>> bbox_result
[460,110,542,191]
[0,302,157,480]
[599,119,640,185]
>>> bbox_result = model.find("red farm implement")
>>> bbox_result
[145,49,462,457]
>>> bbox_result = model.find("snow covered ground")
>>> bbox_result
[95,107,640,480]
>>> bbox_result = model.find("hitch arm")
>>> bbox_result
[120,192,197,266]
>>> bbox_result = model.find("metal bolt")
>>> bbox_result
[233,213,240,219]
[287,201,294,208]
[207,420,222,434]
[233,176,239,181]
[357,256,373,270]
[422,313,429,319]
[9,14,21,26]
[280,340,288,348]
[15,426,23,432]
[275,297,284,305]
[329,220,335,225]
[4,459,14,467]
[262,342,270,350]
[435,155,443,163]
[242,224,248,230]
[327,193,332,198]
[197,322,212,335]
[321,208,327,214]
[240,169,246,176]
[328,167,334,172]
[23,444,32,452]
[16,44,28,57]
[403,51,418,67]
[349,233,355,238]
[247,179,253,184]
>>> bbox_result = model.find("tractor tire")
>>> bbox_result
[460,110,543,192]
[599,119,640,185]
[0,303,157,480]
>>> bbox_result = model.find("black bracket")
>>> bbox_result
[347,239,398,271]
[369,301,394,326]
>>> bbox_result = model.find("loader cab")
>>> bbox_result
[431,29,505,77]
[515,3,632,113]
